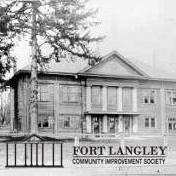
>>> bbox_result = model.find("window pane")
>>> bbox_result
[143,89,156,104]
[92,86,101,105]
[62,85,80,103]
[38,84,51,101]
[145,118,149,127]
[108,87,117,105]
[64,117,70,128]
[151,118,155,128]
[169,123,172,130]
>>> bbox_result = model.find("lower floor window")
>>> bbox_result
[38,115,54,129]
[168,118,176,131]
[144,117,156,128]
[62,115,80,129]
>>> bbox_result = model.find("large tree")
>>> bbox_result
[0,0,103,133]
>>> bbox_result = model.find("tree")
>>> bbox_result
[0,0,103,134]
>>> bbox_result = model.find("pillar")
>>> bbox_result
[86,86,91,111]
[86,115,91,133]
[160,87,166,135]
[102,86,107,111]
[118,115,123,132]
[103,115,108,133]
[132,87,137,112]
[133,116,138,133]
[117,87,122,111]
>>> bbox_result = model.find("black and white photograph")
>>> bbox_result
[0,0,176,175]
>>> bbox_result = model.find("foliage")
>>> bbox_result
[0,0,103,72]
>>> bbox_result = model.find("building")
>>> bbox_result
[7,51,176,138]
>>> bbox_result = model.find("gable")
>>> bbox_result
[84,53,146,77]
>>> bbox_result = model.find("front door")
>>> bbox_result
[124,116,131,133]
[108,116,115,133]
[92,116,102,134]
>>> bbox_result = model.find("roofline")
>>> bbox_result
[7,67,176,86]
[79,50,149,77]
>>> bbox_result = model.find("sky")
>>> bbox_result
[13,0,176,73]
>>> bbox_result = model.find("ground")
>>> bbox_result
[0,135,176,175]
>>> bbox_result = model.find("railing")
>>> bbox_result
[80,133,124,139]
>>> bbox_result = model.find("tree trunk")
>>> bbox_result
[30,3,38,134]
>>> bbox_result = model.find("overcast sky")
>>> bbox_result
[13,0,176,72]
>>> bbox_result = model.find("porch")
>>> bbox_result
[85,114,139,138]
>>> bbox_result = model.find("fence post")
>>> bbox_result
[6,143,8,167]
[14,143,17,166]
[61,143,63,167]
[42,143,44,166]
[52,143,55,166]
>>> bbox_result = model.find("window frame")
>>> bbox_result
[168,118,176,131]
[61,85,81,103]
[62,115,80,129]
[142,89,156,104]
[144,116,156,128]
[38,84,52,102]
[107,86,117,106]
[91,86,102,106]
[166,90,176,105]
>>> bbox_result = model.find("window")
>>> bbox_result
[108,87,117,106]
[62,115,80,129]
[143,89,156,104]
[145,118,149,128]
[38,84,51,102]
[64,117,71,128]
[166,91,176,105]
[168,118,176,131]
[38,115,53,129]
[91,86,101,105]
[144,117,156,128]
[151,118,155,128]
[62,85,80,103]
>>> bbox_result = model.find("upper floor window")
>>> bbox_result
[38,84,51,102]
[166,90,176,105]
[142,89,156,104]
[108,87,117,106]
[62,85,80,103]
[144,116,156,128]
[91,86,101,105]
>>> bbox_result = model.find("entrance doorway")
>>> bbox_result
[92,116,102,134]
[123,116,131,133]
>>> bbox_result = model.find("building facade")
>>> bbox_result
[8,51,176,138]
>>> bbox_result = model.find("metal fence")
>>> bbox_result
[5,136,63,168]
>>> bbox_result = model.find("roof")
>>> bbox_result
[11,50,176,81]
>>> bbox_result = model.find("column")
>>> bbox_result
[160,87,166,135]
[132,87,137,112]
[86,115,91,133]
[102,86,107,111]
[117,87,122,111]
[54,84,60,135]
[133,116,138,133]
[86,86,91,111]
[103,115,108,133]
[118,115,123,132]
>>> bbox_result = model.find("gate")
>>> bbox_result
[5,134,63,168]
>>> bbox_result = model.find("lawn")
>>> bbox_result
[0,136,176,175]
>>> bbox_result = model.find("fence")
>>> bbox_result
[5,134,63,168]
